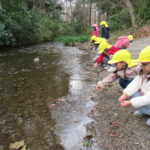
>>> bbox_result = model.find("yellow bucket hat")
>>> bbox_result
[98,42,111,54]
[99,21,109,27]
[138,45,150,63]
[91,36,98,42]
[94,37,106,44]
[128,35,134,41]
[108,50,138,68]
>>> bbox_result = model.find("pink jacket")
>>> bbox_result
[91,30,99,37]
[114,36,130,49]
[97,65,141,89]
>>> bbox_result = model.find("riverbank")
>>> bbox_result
[75,25,150,50]
[87,36,150,150]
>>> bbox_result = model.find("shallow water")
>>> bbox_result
[0,43,99,150]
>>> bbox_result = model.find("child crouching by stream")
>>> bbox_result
[114,35,134,50]
[95,50,141,90]
[119,46,150,126]
[93,43,119,68]
[91,35,106,52]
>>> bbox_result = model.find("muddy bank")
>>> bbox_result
[88,37,150,150]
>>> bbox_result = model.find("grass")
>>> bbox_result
[55,35,89,46]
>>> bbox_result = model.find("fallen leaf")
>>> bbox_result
[110,133,117,138]
[48,104,56,109]
[109,132,118,138]
[109,121,119,128]
[56,98,66,103]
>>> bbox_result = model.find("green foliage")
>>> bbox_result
[0,1,38,46]
[1,0,150,47]
[108,10,131,31]
[92,0,150,31]
[71,23,86,35]
[55,35,89,46]
[0,0,69,47]
[133,0,150,25]
[45,0,63,19]
[0,4,16,46]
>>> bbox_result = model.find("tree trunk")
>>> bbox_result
[69,0,72,24]
[122,0,137,27]
[89,0,92,27]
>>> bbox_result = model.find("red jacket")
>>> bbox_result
[96,46,119,64]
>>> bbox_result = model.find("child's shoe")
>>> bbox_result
[134,110,143,116]
[104,66,110,70]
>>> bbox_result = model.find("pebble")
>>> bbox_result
[33,58,40,62]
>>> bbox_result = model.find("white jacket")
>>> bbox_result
[124,74,150,108]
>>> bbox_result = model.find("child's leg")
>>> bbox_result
[101,55,113,67]
[138,105,150,126]
[119,78,134,89]
[102,57,109,65]
[138,105,150,115]
[132,92,150,117]
[131,91,144,116]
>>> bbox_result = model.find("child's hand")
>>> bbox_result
[118,94,128,102]
[95,85,102,90]
[121,101,131,107]
[93,63,98,68]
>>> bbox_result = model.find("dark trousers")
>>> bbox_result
[119,78,134,89]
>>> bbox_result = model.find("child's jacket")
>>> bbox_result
[124,73,150,108]
[98,65,141,89]
[101,27,110,39]
[114,36,130,49]
[96,46,119,64]
[91,30,99,37]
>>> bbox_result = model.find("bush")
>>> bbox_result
[0,3,16,46]
[134,0,150,25]
[108,10,131,31]
[0,1,39,47]
[55,35,89,46]
[0,1,74,47]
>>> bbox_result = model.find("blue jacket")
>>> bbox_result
[102,27,110,39]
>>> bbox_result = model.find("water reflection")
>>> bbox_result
[52,45,94,150]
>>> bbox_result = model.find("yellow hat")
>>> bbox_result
[91,36,98,42]
[98,42,111,54]
[138,45,150,62]
[128,35,134,41]
[108,50,138,68]
[100,21,109,27]
[94,37,106,44]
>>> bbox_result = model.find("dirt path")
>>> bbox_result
[89,37,150,150]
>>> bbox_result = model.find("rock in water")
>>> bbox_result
[33,58,40,62]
